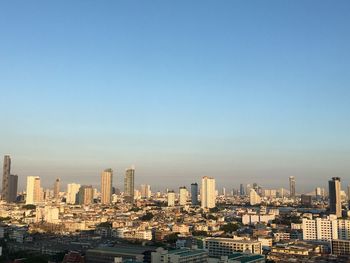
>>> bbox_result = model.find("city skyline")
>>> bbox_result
[1,1,350,191]
[1,154,350,193]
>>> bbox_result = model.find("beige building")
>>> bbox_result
[201,176,216,209]
[26,176,41,204]
[101,169,113,205]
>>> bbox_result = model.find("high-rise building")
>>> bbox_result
[8,174,18,202]
[67,183,81,204]
[167,190,175,207]
[249,189,261,205]
[179,186,188,206]
[101,168,113,205]
[329,177,342,218]
[140,184,151,199]
[1,155,11,201]
[53,178,60,200]
[191,183,198,205]
[347,185,350,209]
[26,176,41,204]
[240,184,245,196]
[289,176,296,199]
[77,185,93,205]
[124,167,135,203]
[201,176,216,209]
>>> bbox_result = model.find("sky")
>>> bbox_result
[0,1,350,192]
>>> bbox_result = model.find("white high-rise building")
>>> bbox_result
[179,186,188,206]
[167,191,175,207]
[201,176,216,209]
[26,176,41,204]
[302,216,350,241]
[250,189,261,205]
[67,183,81,204]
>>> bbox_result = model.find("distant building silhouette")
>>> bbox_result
[124,167,135,203]
[329,177,342,218]
[191,183,198,205]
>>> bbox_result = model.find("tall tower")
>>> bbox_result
[124,167,135,203]
[77,185,93,205]
[26,176,41,204]
[8,174,18,202]
[201,176,216,209]
[191,183,198,205]
[53,178,60,200]
[289,176,296,199]
[1,155,11,201]
[167,190,175,207]
[329,177,342,218]
[179,186,188,206]
[140,184,151,199]
[67,183,81,204]
[101,168,113,205]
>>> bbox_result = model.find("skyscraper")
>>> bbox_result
[8,174,18,202]
[167,190,175,207]
[124,167,135,203]
[53,178,60,200]
[289,176,296,199]
[249,189,261,205]
[1,155,11,201]
[191,183,198,205]
[77,185,93,205]
[101,168,113,205]
[179,186,188,206]
[201,176,216,209]
[140,184,151,199]
[240,184,245,196]
[26,176,41,204]
[329,177,342,218]
[67,183,81,204]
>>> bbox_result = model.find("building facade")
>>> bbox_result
[101,169,113,205]
[201,176,216,209]
[329,177,342,218]
[124,168,135,203]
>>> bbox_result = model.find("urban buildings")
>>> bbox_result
[329,177,342,218]
[66,183,81,204]
[151,247,208,263]
[201,176,216,209]
[26,176,41,204]
[140,184,151,199]
[240,183,245,196]
[289,176,296,199]
[204,237,262,257]
[101,168,113,205]
[167,190,175,207]
[1,155,18,203]
[302,216,350,241]
[124,167,135,203]
[190,183,198,205]
[179,186,188,206]
[249,189,261,205]
[331,240,350,256]
[77,185,93,205]
[53,178,60,200]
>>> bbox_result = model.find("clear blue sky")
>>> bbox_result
[0,1,349,192]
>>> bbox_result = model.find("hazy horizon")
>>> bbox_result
[1,1,350,192]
